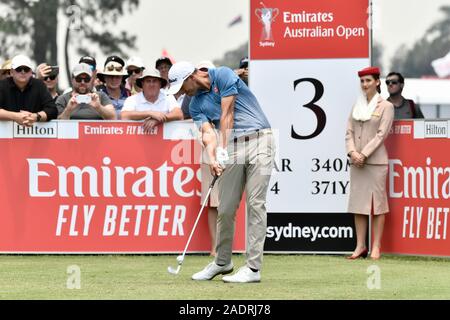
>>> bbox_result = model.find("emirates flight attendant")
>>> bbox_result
[345,67,394,260]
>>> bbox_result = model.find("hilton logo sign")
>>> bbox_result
[13,122,58,139]
[414,120,450,140]
[424,121,448,139]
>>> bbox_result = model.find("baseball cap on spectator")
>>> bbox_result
[167,61,195,95]
[239,57,249,69]
[197,60,215,71]
[72,63,93,78]
[127,57,145,70]
[155,57,173,69]
[11,55,34,70]
[79,55,97,70]
[136,68,167,88]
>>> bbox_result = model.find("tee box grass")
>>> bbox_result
[0,254,449,300]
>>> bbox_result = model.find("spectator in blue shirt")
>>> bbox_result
[97,56,131,119]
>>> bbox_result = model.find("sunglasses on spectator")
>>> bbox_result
[75,76,92,83]
[386,80,400,86]
[15,66,32,73]
[106,65,124,72]
[199,67,209,72]
[44,75,57,81]
[127,68,142,75]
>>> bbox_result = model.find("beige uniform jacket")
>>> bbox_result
[346,97,394,165]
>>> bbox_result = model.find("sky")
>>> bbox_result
[57,0,450,86]
[92,0,250,67]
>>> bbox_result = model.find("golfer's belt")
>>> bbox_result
[233,128,272,143]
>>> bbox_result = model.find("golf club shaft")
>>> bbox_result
[180,175,219,258]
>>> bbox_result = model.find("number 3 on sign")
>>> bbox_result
[291,78,326,140]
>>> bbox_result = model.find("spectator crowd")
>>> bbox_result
[0,54,254,126]
[1,52,423,128]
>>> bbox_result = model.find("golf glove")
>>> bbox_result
[216,147,229,169]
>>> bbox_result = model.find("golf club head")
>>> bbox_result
[167,265,181,275]
[168,255,184,275]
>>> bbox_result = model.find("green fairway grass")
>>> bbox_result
[0,254,449,300]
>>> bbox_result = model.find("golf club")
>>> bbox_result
[168,175,219,275]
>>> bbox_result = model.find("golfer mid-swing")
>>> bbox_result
[168,62,275,283]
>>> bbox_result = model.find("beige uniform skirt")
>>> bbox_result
[348,164,389,216]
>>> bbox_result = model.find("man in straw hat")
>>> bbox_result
[0,59,12,81]
[97,55,131,119]
[121,68,183,132]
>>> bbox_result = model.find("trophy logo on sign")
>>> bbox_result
[255,2,279,46]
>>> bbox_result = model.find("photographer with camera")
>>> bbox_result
[56,63,116,120]
[36,63,60,100]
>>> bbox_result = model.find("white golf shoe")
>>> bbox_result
[222,266,261,283]
[192,261,234,281]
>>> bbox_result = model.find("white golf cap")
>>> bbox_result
[197,60,215,70]
[72,63,93,77]
[127,56,145,69]
[11,55,34,70]
[168,61,196,95]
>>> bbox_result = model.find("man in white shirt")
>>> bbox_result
[121,68,183,131]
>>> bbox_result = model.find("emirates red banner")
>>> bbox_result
[384,120,450,257]
[250,0,370,60]
[0,121,246,253]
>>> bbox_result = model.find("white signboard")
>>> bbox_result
[252,59,369,213]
